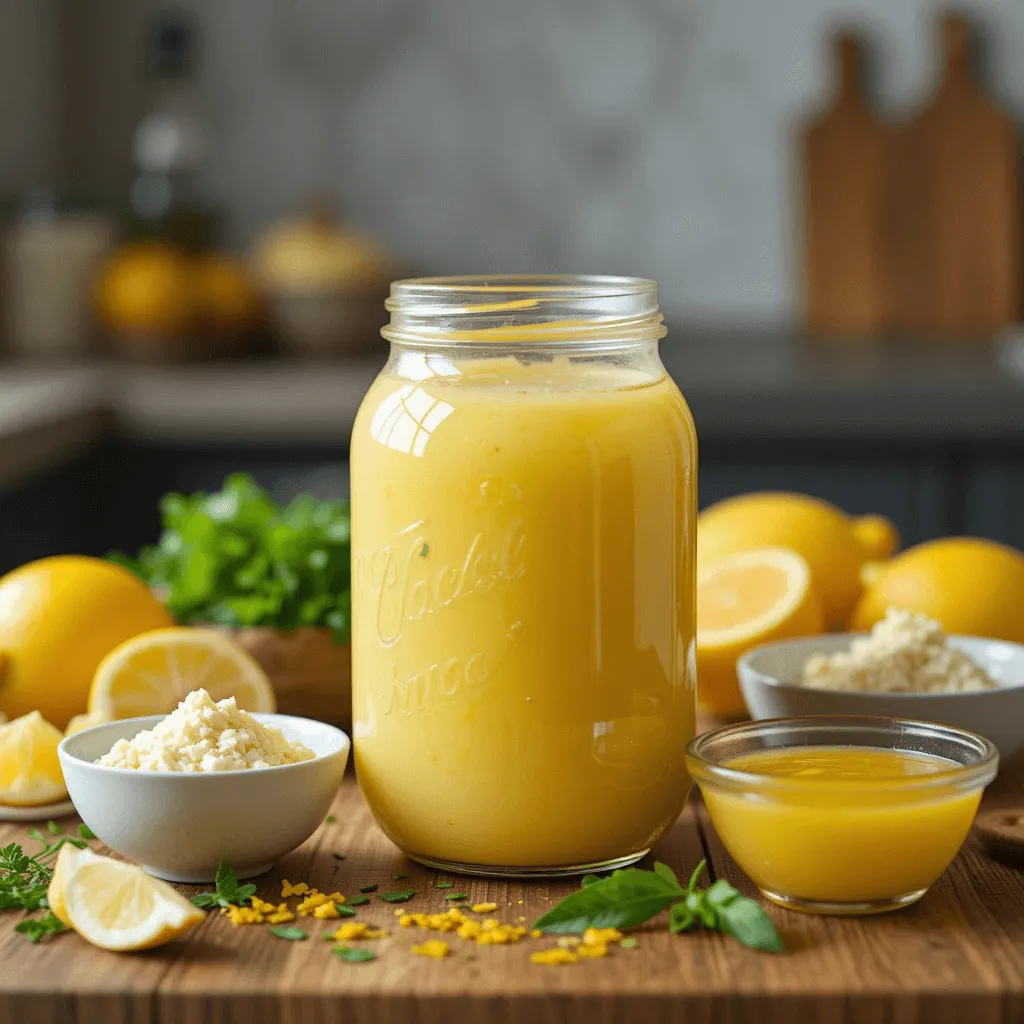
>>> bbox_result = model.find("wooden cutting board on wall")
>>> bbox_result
[802,13,1020,338]
[890,13,1019,335]
[803,34,889,336]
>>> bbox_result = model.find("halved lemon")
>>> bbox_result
[88,627,276,720]
[697,547,824,718]
[0,711,68,807]
[49,844,204,951]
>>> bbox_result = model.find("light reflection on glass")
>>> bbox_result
[370,383,454,457]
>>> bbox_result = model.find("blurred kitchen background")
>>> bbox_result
[4,0,1024,572]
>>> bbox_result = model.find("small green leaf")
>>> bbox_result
[335,904,358,917]
[393,873,407,880]
[77,824,96,840]
[705,879,740,908]
[333,945,376,963]
[653,862,678,887]
[269,926,307,941]
[191,893,218,909]
[436,881,453,889]
[716,896,783,954]
[419,544,429,557]
[346,895,370,906]
[619,937,639,949]
[359,883,378,893]
[15,911,66,943]
[532,868,682,934]
[326,816,337,823]
[581,874,601,887]
[669,901,696,933]
[445,892,468,901]
[45,821,62,836]
[379,890,416,903]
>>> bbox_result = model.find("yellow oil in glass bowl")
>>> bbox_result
[688,717,998,915]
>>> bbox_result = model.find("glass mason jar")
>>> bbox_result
[350,275,697,877]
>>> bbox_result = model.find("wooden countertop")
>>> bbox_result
[3,756,1024,1024]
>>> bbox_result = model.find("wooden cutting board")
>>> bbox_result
[803,33,889,336]
[803,13,1020,338]
[890,13,1019,336]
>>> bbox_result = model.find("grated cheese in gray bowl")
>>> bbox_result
[801,608,997,694]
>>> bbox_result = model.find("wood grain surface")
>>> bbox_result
[3,739,1024,1024]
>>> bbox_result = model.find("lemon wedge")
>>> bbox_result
[89,627,275,720]
[696,547,824,717]
[0,711,68,807]
[48,844,204,951]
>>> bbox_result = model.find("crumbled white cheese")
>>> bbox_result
[801,607,997,694]
[98,689,315,771]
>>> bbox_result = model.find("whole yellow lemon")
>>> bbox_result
[0,557,173,729]
[698,492,897,629]
[95,243,194,337]
[850,538,1024,642]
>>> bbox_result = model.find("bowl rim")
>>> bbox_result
[738,632,1024,700]
[58,711,350,779]
[685,715,999,795]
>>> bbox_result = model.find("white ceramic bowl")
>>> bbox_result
[738,634,1024,763]
[58,713,350,883]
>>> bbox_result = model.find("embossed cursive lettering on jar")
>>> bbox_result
[350,276,697,878]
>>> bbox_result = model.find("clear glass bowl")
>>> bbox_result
[687,716,998,915]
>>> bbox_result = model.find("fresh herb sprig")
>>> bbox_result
[1,829,89,943]
[190,862,257,909]
[532,861,782,953]
[0,832,87,912]
[108,473,352,643]
[15,911,67,943]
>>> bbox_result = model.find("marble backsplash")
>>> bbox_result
[29,0,1024,321]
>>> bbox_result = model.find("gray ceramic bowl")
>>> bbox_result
[738,634,1024,763]
[58,713,349,882]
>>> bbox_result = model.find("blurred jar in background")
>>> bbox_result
[2,192,115,361]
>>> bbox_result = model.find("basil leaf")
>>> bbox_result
[336,904,358,918]
[359,884,378,894]
[532,868,683,933]
[705,879,740,908]
[346,895,370,906]
[686,891,718,929]
[717,896,783,954]
[191,893,218,908]
[333,945,376,963]
[653,862,678,887]
[669,901,697,933]
[436,881,453,889]
[444,892,468,901]
[269,926,307,941]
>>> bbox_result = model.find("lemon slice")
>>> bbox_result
[89,627,275,720]
[696,547,824,717]
[0,711,68,807]
[49,844,204,951]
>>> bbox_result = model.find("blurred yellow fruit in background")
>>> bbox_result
[851,514,901,561]
[851,538,1024,642]
[95,242,194,336]
[698,492,896,628]
[0,711,68,806]
[0,556,174,729]
[697,547,824,717]
[191,254,261,331]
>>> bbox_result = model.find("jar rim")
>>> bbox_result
[382,274,665,348]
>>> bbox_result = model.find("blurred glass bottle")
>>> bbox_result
[129,10,218,252]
